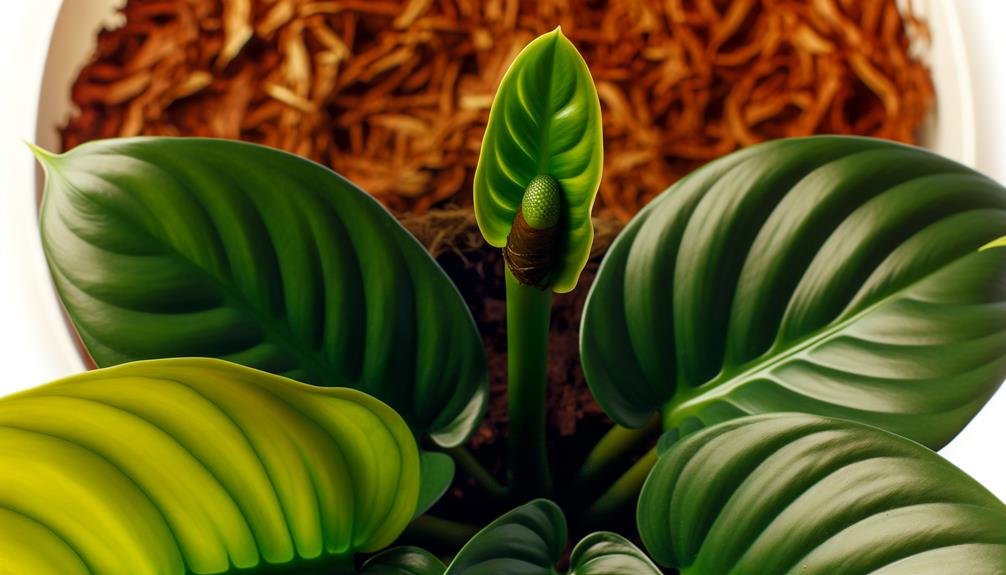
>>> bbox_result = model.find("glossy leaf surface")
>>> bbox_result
[0,358,419,574]
[444,499,565,575]
[361,547,447,575]
[582,136,1006,448]
[414,451,455,519]
[37,138,487,446]
[441,500,659,575]
[568,532,661,575]
[473,28,603,293]
[638,413,1006,574]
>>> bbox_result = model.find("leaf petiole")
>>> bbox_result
[581,446,658,528]
[574,414,661,495]
[402,515,481,553]
[442,445,508,499]
[505,266,553,498]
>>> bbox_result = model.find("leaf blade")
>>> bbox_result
[443,499,566,575]
[637,413,1006,574]
[474,28,603,293]
[582,136,1006,446]
[568,532,661,575]
[361,547,447,575]
[37,137,487,446]
[414,451,456,519]
[0,358,420,574]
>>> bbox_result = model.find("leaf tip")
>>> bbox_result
[549,25,574,47]
[979,236,1006,252]
[540,26,573,50]
[24,141,58,165]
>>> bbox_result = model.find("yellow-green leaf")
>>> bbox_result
[0,358,420,574]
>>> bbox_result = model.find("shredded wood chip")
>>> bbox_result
[62,0,934,218]
[219,0,253,68]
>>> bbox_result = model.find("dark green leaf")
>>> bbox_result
[655,430,681,457]
[473,28,603,293]
[568,532,661,575]
[35,138,487,446]
[361,547,446,575]
[638,413,1006,574]
[444,499,566,575]
[0,358,419,574]
[438,502,662,575]
[414,451,455,519]
[582,136,1006,448]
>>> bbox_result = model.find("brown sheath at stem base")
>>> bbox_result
[504,207,559,289]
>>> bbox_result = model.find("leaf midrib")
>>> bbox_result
[664,252,984,424]
[43,159,341,390]
[534,33,561,175]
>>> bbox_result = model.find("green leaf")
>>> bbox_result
[0,358,420,574]
[981,235,1006,250]
[440,501,661,575]
[361,547,447,575]
[637,413,1006,574]
[582,136,1006,448]
[444,499,566,574]
[35,137,487,447]
[473,27,603,293]
[414,451,456,519]
[568,532,661,575]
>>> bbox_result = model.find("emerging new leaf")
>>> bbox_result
[582,136,1006,449]
[474,28,603,293]
[638,413,1006,574]
[0,358,420,574]
[35,137,487,447]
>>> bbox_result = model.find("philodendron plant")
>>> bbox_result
[10,27,1006,574]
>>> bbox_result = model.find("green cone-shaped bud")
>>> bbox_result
[521,175,561,230]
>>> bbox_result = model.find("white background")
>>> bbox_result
[2,1,1005,495]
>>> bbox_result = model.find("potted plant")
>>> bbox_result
[7,29,1006,573]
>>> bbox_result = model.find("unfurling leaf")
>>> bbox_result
[474,28,603,293]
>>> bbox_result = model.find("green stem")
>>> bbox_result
[582,447,658,527]
[505,266,553,498]
[575,414,660,490]
[444,445,508,498]
[403,515,480,551]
